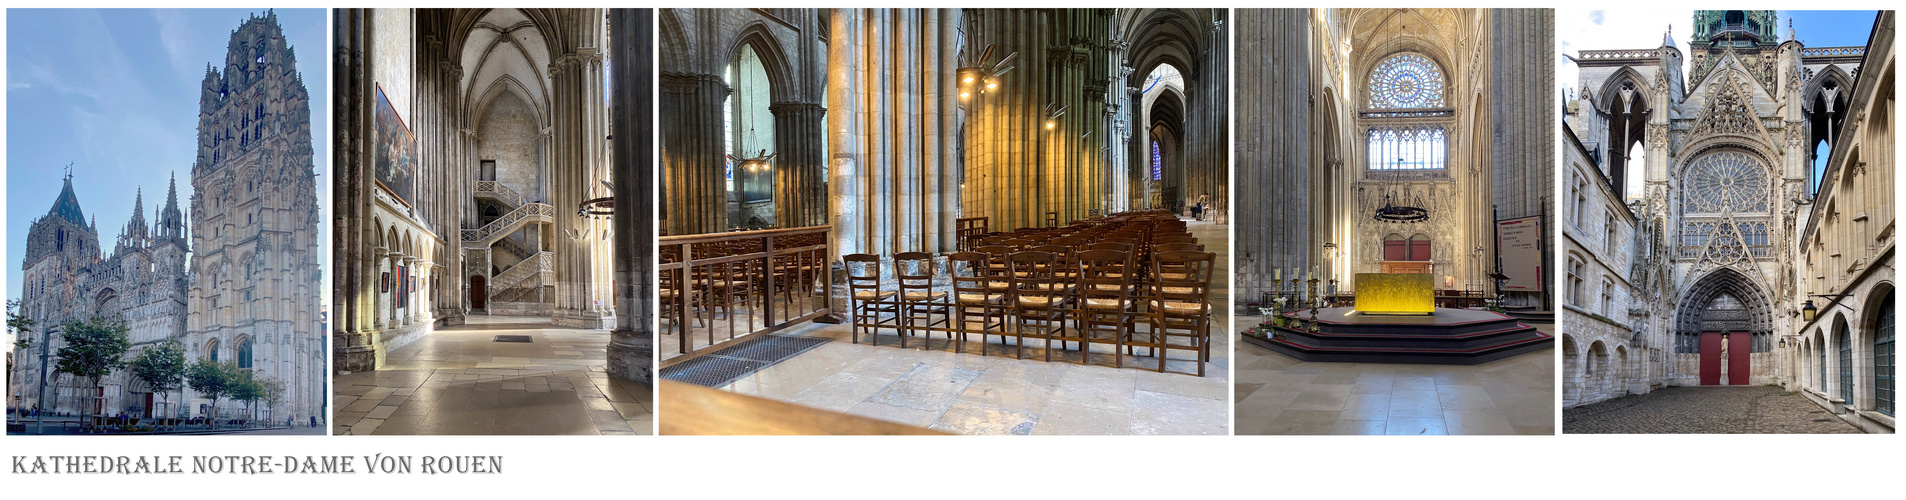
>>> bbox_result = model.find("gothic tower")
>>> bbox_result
[184,10,324,421]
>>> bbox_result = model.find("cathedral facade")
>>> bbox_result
[10,12,325,421]
[1563,10,1893,433]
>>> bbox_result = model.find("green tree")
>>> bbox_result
[230,370,266,423]
[260,376,287,424]
[54,316,131,418]
[128,340,186,424]
[186,359,240,428]
[7,300,36,397]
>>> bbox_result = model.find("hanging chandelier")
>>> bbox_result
[1370,13,1430,224]
[578,180,615,220]
[1372,159,1430,223]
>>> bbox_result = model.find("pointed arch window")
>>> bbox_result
[1363,53,1450,173]
[237,337,254,370]
[1151,141,1162,181]
[1365,127,1446,170]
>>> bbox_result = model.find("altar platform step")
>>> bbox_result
[1244,307,1553,365]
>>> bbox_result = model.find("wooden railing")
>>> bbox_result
[956,217,988,251]
[659,225,835,365]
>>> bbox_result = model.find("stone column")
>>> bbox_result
[827,8,964,256]
[1128,86,1147,210]
[607,8,654,384]
[333,8,377,372]
[386,249,402,328]
[549,12,615,330]
[958,9,1115,231]
[772,101,827,229]
[661,72,729,235]
[1489,8,1557,309]
[828,8,864,259]
[1237,8,1310,308]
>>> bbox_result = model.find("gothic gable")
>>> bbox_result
[1685,59,1775,143]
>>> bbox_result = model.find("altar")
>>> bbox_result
[1353,273,1434,315]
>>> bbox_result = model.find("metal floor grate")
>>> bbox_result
[661,335,830,388]
[493,335,534,343]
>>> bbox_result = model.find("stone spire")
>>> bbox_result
[130,188,146,226]
[158,171,187,242]
[118,187,150,250]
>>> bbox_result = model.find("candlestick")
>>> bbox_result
[1307,277,1322,333]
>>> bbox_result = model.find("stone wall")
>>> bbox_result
[477,92,546,202]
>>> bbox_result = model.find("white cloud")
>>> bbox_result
[1558,9,1692,97]
[153,9,199,84]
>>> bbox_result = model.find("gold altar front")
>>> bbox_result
[1353,273,1434,315]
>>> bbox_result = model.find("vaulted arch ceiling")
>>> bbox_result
[1343,8,1474,91]
[1346,8,1462,55]
[1119,8,1216,90]
[460,9,553,123]
[1149,87,1185,139]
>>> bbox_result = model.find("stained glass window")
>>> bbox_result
[1151,141,1162,181]
[1367,53,1447,109]
[1684,152,1770,213]
[1365,126,1446,170]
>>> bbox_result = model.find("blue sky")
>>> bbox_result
[5,8,328,306]
[1561,10,1883,96]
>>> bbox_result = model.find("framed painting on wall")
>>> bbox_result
[374,83,416,207]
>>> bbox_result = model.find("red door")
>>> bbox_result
[1727,332,1751,385]
[1699,332,1722,385]
[144,393,155,418]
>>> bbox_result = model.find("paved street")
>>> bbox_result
[1564,385,1864,433]
[7,420,326,435]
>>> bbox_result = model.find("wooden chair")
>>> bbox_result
[1156,242,1204,253]
[844,253,898,345]
[1148,250,1216,376]
[948,252,1007,355]
[1008,251,1070,361]
[893,252,950,349]
[1076,249,1136,368]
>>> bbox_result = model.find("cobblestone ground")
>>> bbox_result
[1564,385,1863,434]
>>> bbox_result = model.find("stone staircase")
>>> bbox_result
[494,234,535,260]
[473,180,525,208]
[490,251,552,303]
[462,203,555,248]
